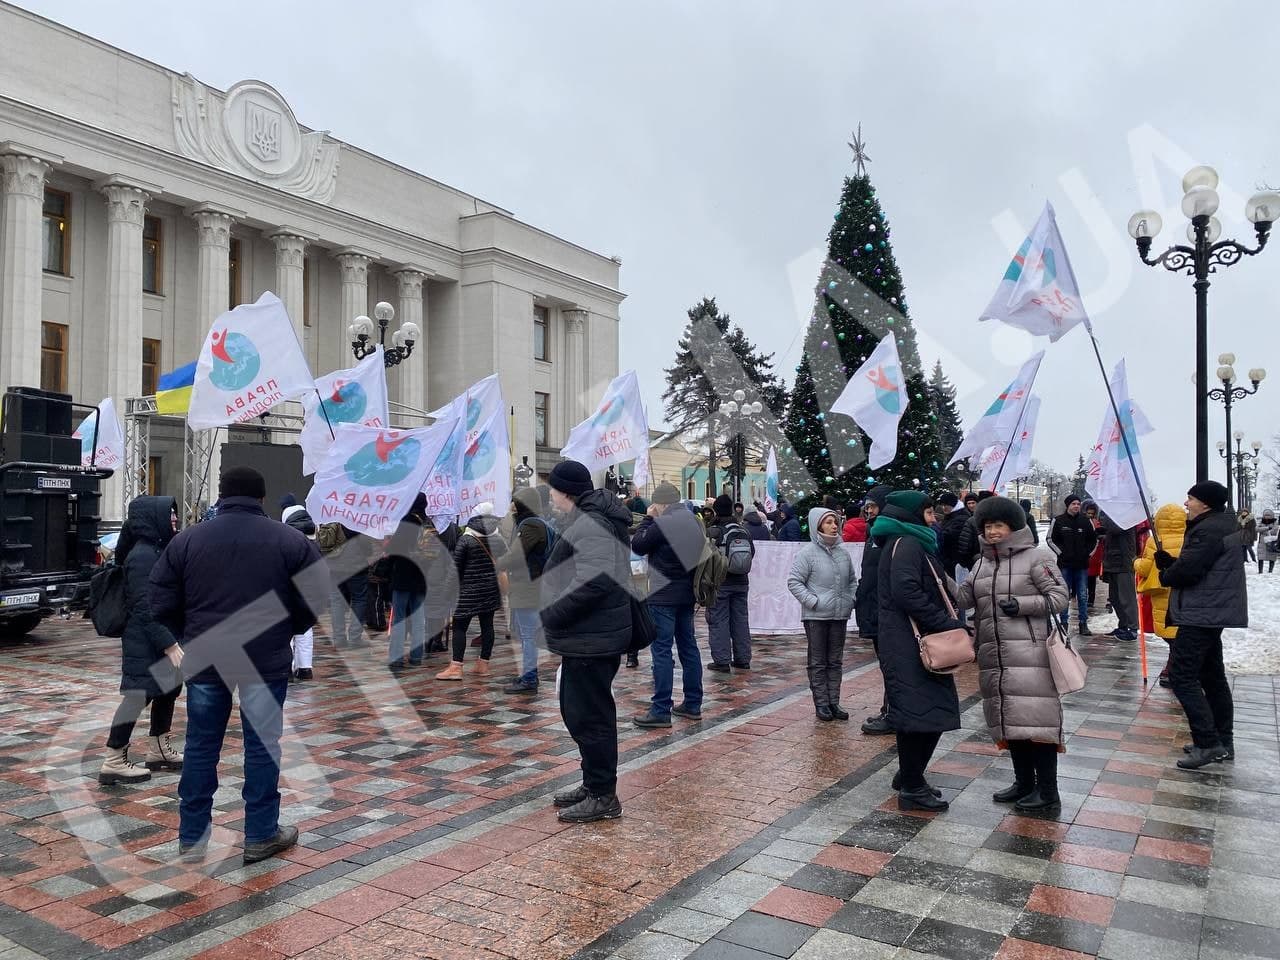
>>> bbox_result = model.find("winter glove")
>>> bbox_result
[998,598,1020,616]
[1154,549,1175,571]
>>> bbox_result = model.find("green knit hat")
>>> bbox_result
[886,490,932,517]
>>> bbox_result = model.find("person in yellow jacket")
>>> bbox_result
[1134,503,1188,687]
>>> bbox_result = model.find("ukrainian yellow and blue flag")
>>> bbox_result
[155,361,196,415]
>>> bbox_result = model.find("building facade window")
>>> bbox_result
[142,338,161,396]
[42,189,70,275]
[534,391,549,447]
[303,257,312,327]
[533,305,549,361]
[687,479,696,500]
[40,322,68,392]
[142,215,162,294]
[228,238,242,308]
[146,457,162,497]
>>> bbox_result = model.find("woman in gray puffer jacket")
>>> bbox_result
[788,507,857,721]
[957,496,1069,813]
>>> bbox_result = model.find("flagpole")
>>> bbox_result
[314,389,336,441]
[990,395,1032,491]
[1085,330,1161,549]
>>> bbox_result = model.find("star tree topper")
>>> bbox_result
[848,124,871,177]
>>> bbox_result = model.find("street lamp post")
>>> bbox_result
[1127,168,1278,481]
[1217,432,1262,510]
[349,301,421,367]
[717,390,764,505]
[1207,353,1265,505]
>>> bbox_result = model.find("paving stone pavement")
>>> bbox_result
[0,613,1274,960]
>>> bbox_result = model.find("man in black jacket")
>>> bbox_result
[1156,481,1246,770]
[150,467,323,864]
[705,494,755,672]
[631,482,706,728]
[1048,494,1098,636]
[1100,512,1139,641]
[854,485,895,735]
[541,460,633,823]
[1019,499,1040,545]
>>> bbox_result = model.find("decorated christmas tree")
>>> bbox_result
[781,129,950,511]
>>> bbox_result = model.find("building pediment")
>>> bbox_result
[171,74,340,203]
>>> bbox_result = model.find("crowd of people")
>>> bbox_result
[95,460,1251,863]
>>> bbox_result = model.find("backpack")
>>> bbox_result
[517,516,556,577]
[316,522,347,555]
[719,522,754,576]
[286,509,317,538]
[693,539,729,607]
[87,564,128,637]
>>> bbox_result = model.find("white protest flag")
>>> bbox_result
[427,373,502,431]
[980,202,1092,343]
[829,333,910,470]
[305,421,452,539]
[947,351,1044,467]
[299,347,390,475]
[1085,360,1153,529]
[458,405,511,521]
[72,397,124,469]
[632,408,652,491]
[188,292,314,429]
[763,446,779,515]
[421,412,466,530]
[561,370,651,475]
[976,394,1041,491]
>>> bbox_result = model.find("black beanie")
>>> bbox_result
[713,494,735,518]
[1187,480,1229,511]
[974,495,1028,533]
[935,491,959,508]
[548,460,593,498]
[279,492,297,510]
[219,466,266,501]
[1064,494,1081,508]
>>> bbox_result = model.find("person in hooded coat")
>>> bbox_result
[100,496,185,786]
[855,485,894,734]
[741,508,774,541]
[775,505,803,542]
[957,497,1068,812]
[873,491,964,812]
[439,502,508,679]
[1134,503,1187,688]
[541,460,633,824]
[788,507,857,720]
[280,494,317,680]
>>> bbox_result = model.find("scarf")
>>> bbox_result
[818,531,839,548]
[870,515,939,555]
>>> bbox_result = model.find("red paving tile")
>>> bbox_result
[1051,843,1132,874]
[753,887,844,926]
[196,942,287,960]
[996,939,1097,960]
[421,842,504,873]
[813,843,893,876]
[1074,810,1145,834]
[312,886,413,925]
[368,862,464,897]
[998,816,1073,841]
[1090,781,1156,804]
[242,911,354,957]
[1134,835,1213,866]
[1026,884,1116,926]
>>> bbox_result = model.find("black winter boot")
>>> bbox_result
[1015,744,1061,811]
[994,742,1036,804]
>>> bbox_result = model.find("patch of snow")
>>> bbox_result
[1224,567,1280,675]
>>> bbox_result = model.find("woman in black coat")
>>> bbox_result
[99,497,185,786]
[874,491,964,812]
[437,503,507,679]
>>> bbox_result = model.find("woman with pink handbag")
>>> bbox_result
[957,497,1069,812]
[873,491,967,812]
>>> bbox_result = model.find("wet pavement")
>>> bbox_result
[0,614,1274,960]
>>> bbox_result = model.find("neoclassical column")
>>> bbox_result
[268,229,309,342]
[334,248,372,331]
[564,307,588,423]
[187,203,241,330]
[97,176,157,401]
[393,266,427,412]
[0,146,59,391]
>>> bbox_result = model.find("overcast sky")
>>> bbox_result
[24,0,1280,509]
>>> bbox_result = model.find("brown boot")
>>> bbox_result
[473,658,491,677]
[99,746,152,785]
[435,661,464,681]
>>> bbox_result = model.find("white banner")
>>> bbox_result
[1085,360,1153,529]
[72,397,124,470]
[746,541,864,634]
[831,333,910,469]
[977,393,1041,490]
[980,202,1092,342]
[763,447,779,515]
[299,347,390,475]
[305,422,452,539]
[561,369,651,474]
[188,292,314,429]
[421,414,466,526]
[429,375,510,521]
[948,351,1044,467]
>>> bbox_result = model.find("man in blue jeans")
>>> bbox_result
[1048,494,1098,636]
[631,483,706,727]
[500,488,552,694]
[150,467,322,865]
[705,495,755,672]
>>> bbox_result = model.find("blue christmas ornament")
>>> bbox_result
[865,476,875,485]
[827,280,837,291]
[864,243,873,252]
[820,448,828,456]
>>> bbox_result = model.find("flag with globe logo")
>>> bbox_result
[305,420,453,539]
[187,292,315,430]
[561,369,651,480]
[980,202,1091,343]
[71,397,124,469]
[763,447,779,515]
[830,333,910,470]
[1085,360,1153,530]
[977,394,1040,491]
[428,375,511,522]
[299,347,390,475]
[947,351,1044,467]
[421,413,466,530]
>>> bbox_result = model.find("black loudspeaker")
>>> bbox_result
[4,387,73,436]
[219,443,311,517]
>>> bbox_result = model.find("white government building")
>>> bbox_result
[0,3,624,518]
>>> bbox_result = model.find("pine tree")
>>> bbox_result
[1070,454,1088,498]
[662,297,785,496]
[781,134,951,511]
[928,360,966,487]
